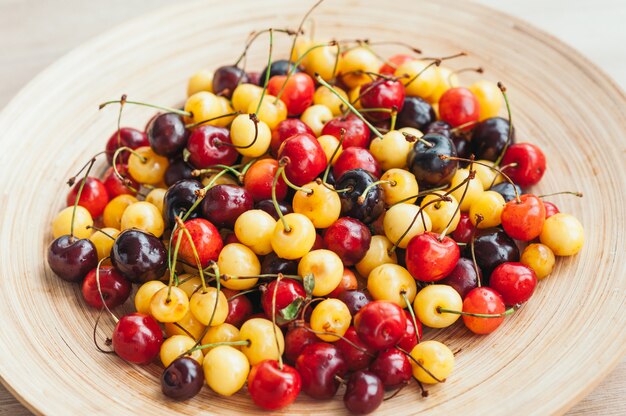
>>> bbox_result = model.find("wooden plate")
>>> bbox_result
[0,0,624,414]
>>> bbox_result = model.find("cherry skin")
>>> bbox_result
[407,133,458,189]
[248,360,302,410]
[328,268,359,298]
[243,159,287,202]
[451,212,475,244]
[396,310,422,352]
[467,228,520,283]
[338,289,373,317]
[321,113,370,149]
[162,179,203,228]
[105,127,149,165]
[260,279,306,322]
[462,287,507,334]
[424,120,452,137]
[278,133,327,187]
[439,257,481,298]
[261,252,298,275]
[102,165,138,198]
[186,125,238,169]
[295,342,348,400]
[369,347,412,389]
[501,194,546,241]
[354,300,406,351]
[335,326,376,371]
[470,117,515,162]
[544,201,559,218]
[397,96,437,131]
[324,217,372,266]
[224,293,254,328]
[490,182,523,203]
[212,65,248,98]
[47,235,98,282]
[405,232,460,282]
[500,142,547,187]
[201,184,253,228]
[336,169,385,224]
[333,147,381,180]
[256,199,293,221]
[270,118,314,157]
[284,324,319,365]
[343,370,384,415]
[379,53,414,75]
[110,229,167,284]
[360,79,406,121]
[489,262,537,305]
[267,72,315,116]
[438,87,480,128]
[161,356,205,401]
[171,218,223,268]
[66,177,109,219]
[81,266,131,309]
[112,312,163,364]
[164,158,194,186]
[147,113,189,157]
[259,59,301,86]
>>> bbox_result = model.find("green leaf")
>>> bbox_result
[278,297,304,323]
[303,273,315,298]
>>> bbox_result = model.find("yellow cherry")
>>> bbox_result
[89,227,120,260]
[234,210,276,255]
[310,298,351,342]
[355,235,398,278]
[239,318,284,366]
[469,190,505,229]
[300,104,333,136]
[52,206,93,239]
[184,91,221,126]
[203,346,250,396]
[103,194,138,229]
[230,114,271,158]
[469,80,502,120]
[383,203,432,249]
[410,340,454,384]
[380,169,419,205]
[135,280,167,315]
[177,274,203,298]
[421,192,460,235]
[395,60,438,98]
[201,323,240,355]
[341,47,380,88]
[303,43,340,82]
[298,249,344,296]
[120,201,164,238]
[367,263,417,307]
[189,287,228,326]
[187,69,213,97]
[160,335,203,367]
[145,188,167,213]
[369,130,412,171]
[539,213,584,256]
[413,285,462,328]
[150,286,190,323]
[446,168,483,212]
[271,213,316,260]
[317,134,343,164]
[128,146,169,185]
[247,95,287,130]
[218,243,260,290]
[292,181,341,228]
[232,83,263,113]
[426,66,458,104]
[313,85,348,116]
[164,310,206,340]
[521,243,556,279]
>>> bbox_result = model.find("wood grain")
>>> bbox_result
[0,0,624,414]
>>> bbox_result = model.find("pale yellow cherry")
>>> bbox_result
[52,206,93,239]
[203,346,250,396]
[380,169,419,205]
[202,172,239,187]
[426,66,458,104]
[120,201,165,238]
[164,310,206,340]
[395,60,438,98]
[469,80,502,120]
[160,335,203,367]
[317,134,343,164]
[473,160,499,190]
[383,203,432,249]
[232,83,263,113]
[189,287,229,326]
[135,281,167,315]
[239,318,284,366]
[313,85,348,116]
[398,127,423,139]
[298,249,344,296]
[213,96,236,127]
[230,114,271,158]
[271,213,316,260]
[234,210,276,255]
[355,235,398,278]
[300,104,333,136]
[187,69,213,97]
[201,323,241,355]
[341,47,380,88]
[150,286,189,323]
[521,243,556,279]
[446,168,484,212]
[290,38,312,62]
[145,188,167,213]
[177,274,203,298]
[103,194,138,229]
[303,42,341,82]
[292,181,341,229]
[218,243,260,290]
[469,190,505,229]
[128,146,169,185]
[410,340,455,384]
[247,94,287,130]
[367,263,417,307]
[369,130,412,171]
[413,285,462,328]
[88,227,120,260]
[539,213,584,256]
[310,298,351,342]
[184,91,221,126]
[421,192,460,235]
[348,86,363,109]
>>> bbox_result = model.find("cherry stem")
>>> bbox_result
[315,75,385,139]
[420,51,467,61]
[234,28,297,67]
[390,107,398,131]
[494,82,513,166]
[271,273,285,370]
[86,226,116,241]
[281,169,313,195]
[185,111,241,129]
[413,375,429,397]
[238,158,257,181]
[404,59,441,88]
[439,164,476,240]
[388,185,448,207]
[219,273,302,281]
[448,66,483,85]
[272,164,291,233]
[192,165,241,178]
[450,120,479,133]
[111,146,145,193]
[288,0,325,63]
[470,214,484,287]
[401,291,421,344]
[99,98,190,117]
[538,191,583,198]
[67,151,106,185]
[70,157,96,238]
[95,256,119,324]
[92,309,115,354]
[384,382,409,401]
[206,262,222,328]
[184,340,251,356]
[357,180,395,205]
[322,128,345,183]
[228,288,259,301]
[300,324,374,357]
[402,132,434,147]
[437,305,518,318]
[181,168,232,222]
[218,113,260,150]
[487,162,517,189]
[175,217,207,291]
[255,29,275,114]
[397,346,444,383]
[167,221,185,300]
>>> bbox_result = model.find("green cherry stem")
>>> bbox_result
[234,28,297,68]
[322,128,345,184]
[185,111,242,129]
[438,165,476,241]
[181,168,232,222]
[493,82,513,167]
[403,59,441,88]
[538,191,583,198]
[272,164,291,233]
[437,305,518,318]
[388,185,448,207]
[271,273,284,370]
[401,291,421,344]
[281,168,313,195]
[70,157,96,238]
[287,0,325,62]
[256,29,274,114]
[184,340,251,356]
[357,180,395,204]
[402,132,434,148]
[191,164,242,178]
[99,98,191,117]
[85,226,116,241]
[470,214,484,287]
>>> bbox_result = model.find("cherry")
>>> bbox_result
[451,212,475,244]
[379,53,414,75]
[405,232,460,282]
[161,357,205,401]
[102,165,138,198]
[261,252,298,275]
[439,257,481,298]
[328,268,359,298]
[338,290,373,317]
[462,287,507,334]
[470,117,515,161]
[278,133,327,186]
[295,342,348,399]
[112,313,163,364]
[260,279,306,321]
[336,169,384,224]
[162,179,203,228]
[66,177,109,218]
[490,182,523,203]
[501,194,546,241]
[543,201,559,218]
[489,262,537,305]
[396,310,422,351]
[359,79,406,121]
[164,158,194,186]
[285,324,319,365]
[424,120,452,137]
[397,96,436,131]
[186,125,238,169]
[324,217,372,266]
[500,142,546,187]
[105,127,148,165]
[369,347,412,389]
[171,218,223,268]
[201,184,254,228]
[47,235,98,282]
[259,59,301,86]
[467,228,520,282]
[354,301,406,351]
[244,159,287,202]
[225,293,254,328]
[336,326,376,371]
[333,147,381,180]
[110,229,167,284]
[248,360,302,410]
[147,113,189,157]
[267,72,315,116]
[438,87,480,128]
[321,114,370,149]
[270,118,314,157]
[212,65,249,98]
[343,370,384,414]
[407,133,458,189]
[451,132,472,160]
[81,266,131,309]
[255,199,293,221]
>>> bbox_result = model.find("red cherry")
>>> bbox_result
[353,301,406,351]
[335,326,376,371]
[224,293,253,328]
[81,266,131,309]
[324,217,372,266]
[451,212,474,244]
[278,133,327,186]
[112,313,163,364]
[186,125,238,169]
[359,79,406,121]
[270,118,314,157]
[201,184,254,228]
[462,287,507,334]
[501,194,546,241]
[295,342,348,399]
[489,262,537,305]
[440,257,481,298]
[171,218,223,268]
[438,87,480,128]
[379,54,415,75]
[248,360,302,410]
[543,201,559,218]
[405,232,460,282]
[105,127,149,165]
[102,165,138,198]
[343,370,384,414]
[243,159,287,202]
[396,310,422,351]
[284,324,319,365]
[260,279,306,322]
[333,147,381,180]
[321,114,370,149]
[369,347,412,389]
[66,177,109,218]
[267,72,315,116]
[500,142,546,187]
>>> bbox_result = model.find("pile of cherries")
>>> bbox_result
[47,4,585,414]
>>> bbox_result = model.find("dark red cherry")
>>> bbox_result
[500,142,546,187]
[451,212,474,244]
[66,177,109,218]
[489,262,537,305]
[161,357,205,401]
[247,71,261,85]
[201,184,253,228]
[248,360,301,410]
[110,229,167,284]
[295,342,348,400]
[359,79,405,121]
[261,252,298,276]
[112,313,163,364]
[285,323,319,365]
[147,113,189,157]
[336,326,376,371]
[105,127,149,165]
[47,235,98,282]
[162,179,203,228]
[255,199,293,221]
[336,169,384,224]
[438,87,480,128]
[465,228,520,283]
[270,118,314,157]
[424,120,452,137]
[186,125,238,169]
[369,347,412,389]
[260,279,306,322]
[333,147,381,180]
[343,370,384,414]
[470,117,515,162]
[405,232,460,282]
[243,159,287,202]
[164,158,194,186]
[324,217,372,266]
[439,257,481,298]
[171,218,223,268]
[397,96,436,131]
[321,114,370,149]
[337,290,373,317]
[489,182,523,203]
[353,301,406,351]
[407,133,458,189]
[212,65,249,98]
[102,164,138,198]
[81,266,131,309]
[277,133,327,186]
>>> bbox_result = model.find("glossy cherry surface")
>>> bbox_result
[369,347,412,389]
[147,113,189,157]
[284,324,319,365]
[270,118,314,157]
[501,142,547,187]
[470,117,514,161]
[336,169,384,224]
[110,229,167,284]
[212,65,249,98]
[278,133,327,186]
[81,266,131,309]
[260,279,306,321]
[248,360,302,410]
[396,310,421,352]
[164,158,194,186]
[490,182,523,203]
[462,287,507,335]
[186,125,238,169]
[359,79,405,121]
[467,228,520,282]
[47,235,98,282]
[407,133,458,189]
[171,218,223,268]
[439,257,480,298]
[161,357,205,401]
[333,147,381,180]
[201,184,254,228]
[162,179,203,228]
[66,177,109,218]
[343,370,384,414]
[102,164,138,198]
[324,217,372,266]
[354,301,406,351]
[258,59,301,86]
[321,113,370,149]
[335,326,376,371]
[295,342,348,400]
[405,232,460,282]
[397,96,436,130]
[338,290,373,317]
[489,262,537,305]
[105,127,149,165]
[112,313,163,364]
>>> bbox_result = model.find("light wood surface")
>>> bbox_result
[0,0,624,414]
